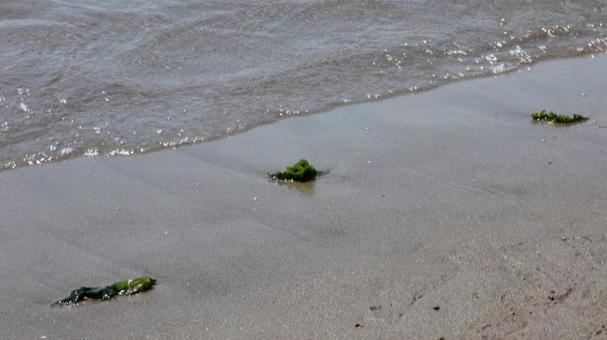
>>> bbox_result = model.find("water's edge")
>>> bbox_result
[2,1,606,171]
[2,52,603,174]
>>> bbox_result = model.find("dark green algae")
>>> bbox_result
[532,110,588,125]
[52,276,156,307]
[268,159,318,183]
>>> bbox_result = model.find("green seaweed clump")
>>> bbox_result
[52,276,156,307]
[532,110,588,125]
[268,159,318,182]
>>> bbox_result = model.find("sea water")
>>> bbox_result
[1,0,606,170]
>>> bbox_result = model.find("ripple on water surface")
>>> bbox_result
[0,0,606,170]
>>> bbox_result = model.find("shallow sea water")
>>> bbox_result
[1,0,606,170]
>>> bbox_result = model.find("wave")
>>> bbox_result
[0,0,605,171]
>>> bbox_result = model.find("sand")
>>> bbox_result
[1,55,607,339]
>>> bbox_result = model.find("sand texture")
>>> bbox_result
[1,55,607,339]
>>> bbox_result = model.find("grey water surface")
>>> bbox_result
[1,0,606,170]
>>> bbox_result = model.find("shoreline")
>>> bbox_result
[1,55,607,339]
[3,53,604,175]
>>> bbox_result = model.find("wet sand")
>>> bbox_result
[1,55,607,339]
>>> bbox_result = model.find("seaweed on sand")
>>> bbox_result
[532,110,588,125]
[268,159,318,183]
[52,276,156,307]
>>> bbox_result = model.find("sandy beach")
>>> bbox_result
[1,55,607,339]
